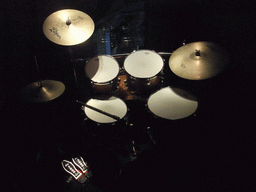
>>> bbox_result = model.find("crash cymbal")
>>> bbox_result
[43,9,95,46]
[169,41,229,80]
[21,80,65,102]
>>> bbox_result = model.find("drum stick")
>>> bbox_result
[76,100,121,121]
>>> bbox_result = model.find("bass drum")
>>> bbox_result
[123,50,164,95]
[85,55,120,94]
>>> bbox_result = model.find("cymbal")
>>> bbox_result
[169,41,229,80]
[43,9,95,46]
[21,80,65,102]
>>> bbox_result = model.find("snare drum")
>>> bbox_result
[85,55,120,94]
[147,87,198,120]
[83,96,127,124]
[123,50,164,94]
[83,96,128,142]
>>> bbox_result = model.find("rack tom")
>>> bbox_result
[85,55,120,94]
[123,50,164,95]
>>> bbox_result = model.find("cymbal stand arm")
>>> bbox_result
[72,62,79,88]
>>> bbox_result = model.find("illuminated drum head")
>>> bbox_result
[147,87,198,120]
[124,50,164,78]
[84,96,127,123]
[85,55,120,83]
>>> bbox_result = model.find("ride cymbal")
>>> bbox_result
[169,41,229,80]
[43,9,95,46]
[21,80,65,102]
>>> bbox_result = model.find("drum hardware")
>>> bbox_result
[65,49,80,89]
[43,9,95,46]
[21,56,65,102]
[169,41,229,80]
[76,100,121,121]
[146,77,153,85]
[157,52,172,56]
[131,140,137,156]
[147,127,156,145]
[183,39,186,45]
[123,78,128,86]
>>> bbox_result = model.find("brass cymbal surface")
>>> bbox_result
[21,80,65,102]
[43,9,95,46]
[169,41,229,80]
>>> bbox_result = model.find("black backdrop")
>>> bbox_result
[1,1,255,192]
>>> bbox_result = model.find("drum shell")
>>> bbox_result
[145,90,200,148]
[125,73,163,95]
[123,50,164,95]
[83,108,128,153]
[85,55,120,94]
[91,77,120,94]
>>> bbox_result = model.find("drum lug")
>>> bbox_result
[91,81,95,87]
[146,79,151,85]
[124,79,128,86]
[117,78,121,89]
[120,67,125,74]
[109,81,113,87]
[130,76,136,84]
[160,76,164,85]
[124,116,129,123]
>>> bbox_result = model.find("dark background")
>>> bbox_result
[1,0,255,191]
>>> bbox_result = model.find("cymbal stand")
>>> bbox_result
[67,47,79,88]
[34,56,43,88]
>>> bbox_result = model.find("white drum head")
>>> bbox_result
[147,87,198,120]
[85,55,120,83]
[124,50,164,78]
[84,96,127,123]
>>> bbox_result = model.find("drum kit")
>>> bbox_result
[20,9,229,142]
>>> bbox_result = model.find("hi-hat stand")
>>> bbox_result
[21,56,65,102]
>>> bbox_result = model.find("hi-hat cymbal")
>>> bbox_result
[21,80,65,102]
[43,9,95,46]
[169,41,229,80]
